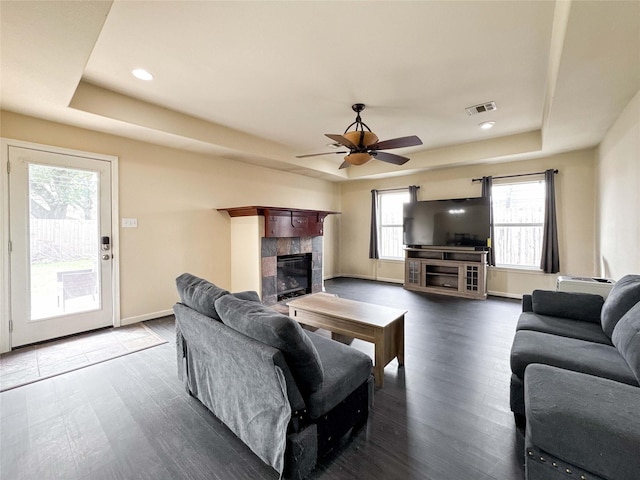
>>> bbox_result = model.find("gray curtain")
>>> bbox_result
[369,189,379,259]
[409,185,419,203]
[481,176,496,266]
[540,169,560,273]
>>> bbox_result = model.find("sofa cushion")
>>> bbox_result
[516,312,612,345]
[601,274,640,338]
[176,273,229,320]
[215,294,324,395]
[510,330,638,386]
[531,290,603,323]
[305,331,372,419]
[232,290,261,303]
[525,364,640,480]
[612,301,640,383]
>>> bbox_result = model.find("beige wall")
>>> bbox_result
[1,111,340,324]
[339,149,597,297]
[3,100,624,323]
[597,89,640,279]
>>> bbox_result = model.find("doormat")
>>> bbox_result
[0,322,168,392]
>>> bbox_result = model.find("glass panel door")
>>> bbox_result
[29,164,101,319]
[9,146,113,347]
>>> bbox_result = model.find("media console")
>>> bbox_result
[404,247,488,300]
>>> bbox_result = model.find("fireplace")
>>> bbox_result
[277,253,312,301]
[217,206,338,306]
[261,236,323,305]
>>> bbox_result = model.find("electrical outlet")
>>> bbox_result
[121,218,138,228]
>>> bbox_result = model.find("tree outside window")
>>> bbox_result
[492,180,545,268]
[377,190,410,259]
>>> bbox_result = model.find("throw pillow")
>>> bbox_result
[531,290,603,323]
[601,275,640,338]
[175,273,229,320]
[611,301,640,383]
[215,294,324,395]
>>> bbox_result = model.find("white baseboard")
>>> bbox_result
[487,290,523,299]
[325,274,404,285]
[120,309,173,326]
[326,277,522,300]
[375,276,404,284]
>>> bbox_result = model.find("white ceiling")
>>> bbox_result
[1,1,639,181]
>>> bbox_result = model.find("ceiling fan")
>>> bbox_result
[296,103,423,169]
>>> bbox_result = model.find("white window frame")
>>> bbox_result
[377,189,410,261]
[491,177,546,270]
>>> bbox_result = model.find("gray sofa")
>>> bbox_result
[509,274,640,480]
[173,273,373,480]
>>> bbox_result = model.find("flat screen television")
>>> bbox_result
[403,197,490,248]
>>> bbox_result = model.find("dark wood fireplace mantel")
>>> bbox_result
[217,206,340,238]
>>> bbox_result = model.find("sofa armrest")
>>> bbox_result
[525,364,640,480]
[531,290,603,323]
[173,303,300,476]
[522,294,533,312]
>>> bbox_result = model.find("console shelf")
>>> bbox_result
[404,247,487,299]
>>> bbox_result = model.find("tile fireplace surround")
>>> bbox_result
[261,236,323,305]
[217,206,339,306]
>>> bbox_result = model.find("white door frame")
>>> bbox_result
[0,138,120,353]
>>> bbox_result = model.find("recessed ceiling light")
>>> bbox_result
[479,121,495,130]
[132,68,154,81]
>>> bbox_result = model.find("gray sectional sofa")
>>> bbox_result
[173,273,373,480]
[510,275,640,480]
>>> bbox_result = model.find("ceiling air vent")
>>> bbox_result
[465,101,497,115]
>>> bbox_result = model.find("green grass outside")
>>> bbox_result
[31,259,95,298]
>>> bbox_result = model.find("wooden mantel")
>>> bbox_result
[218,206,340,238]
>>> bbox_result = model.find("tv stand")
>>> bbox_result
[404,247,487,300]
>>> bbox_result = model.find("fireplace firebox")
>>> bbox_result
[277,253,312,301]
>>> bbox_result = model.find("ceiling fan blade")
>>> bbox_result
[325,134,357,149]
[372,151,410,166]
[296,151,347,158]
[370,135,423,150]
[339,160,351,169]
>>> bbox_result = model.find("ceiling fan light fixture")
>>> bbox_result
[345,152,372,166]
[343,130,379,148]
[297,103,422,169]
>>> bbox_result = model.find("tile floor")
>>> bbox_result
[0,322,167,391]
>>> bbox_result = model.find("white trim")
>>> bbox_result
[330,273,373,281]
[375,276,404,284]
[328,273,404,284]
[330,275,524,299]
[121,309,174,326]
[110,158,121,327]
[0,140,10,353]
[487,290,523,299]
[0,138,120,352]
[490,265,551,275]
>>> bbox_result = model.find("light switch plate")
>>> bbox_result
[121,218,138,228]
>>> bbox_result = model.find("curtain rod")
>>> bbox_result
[471,169,558,183]
[372,186,420,193]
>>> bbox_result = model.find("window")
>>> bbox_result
[492,180,545,268]
[377,190,410,259]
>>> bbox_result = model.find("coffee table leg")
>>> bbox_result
[373,343,385,388]
[396,315,405,366]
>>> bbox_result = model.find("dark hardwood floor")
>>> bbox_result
[0,278,525,480]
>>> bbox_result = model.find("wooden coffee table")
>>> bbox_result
[287,293,407,387]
